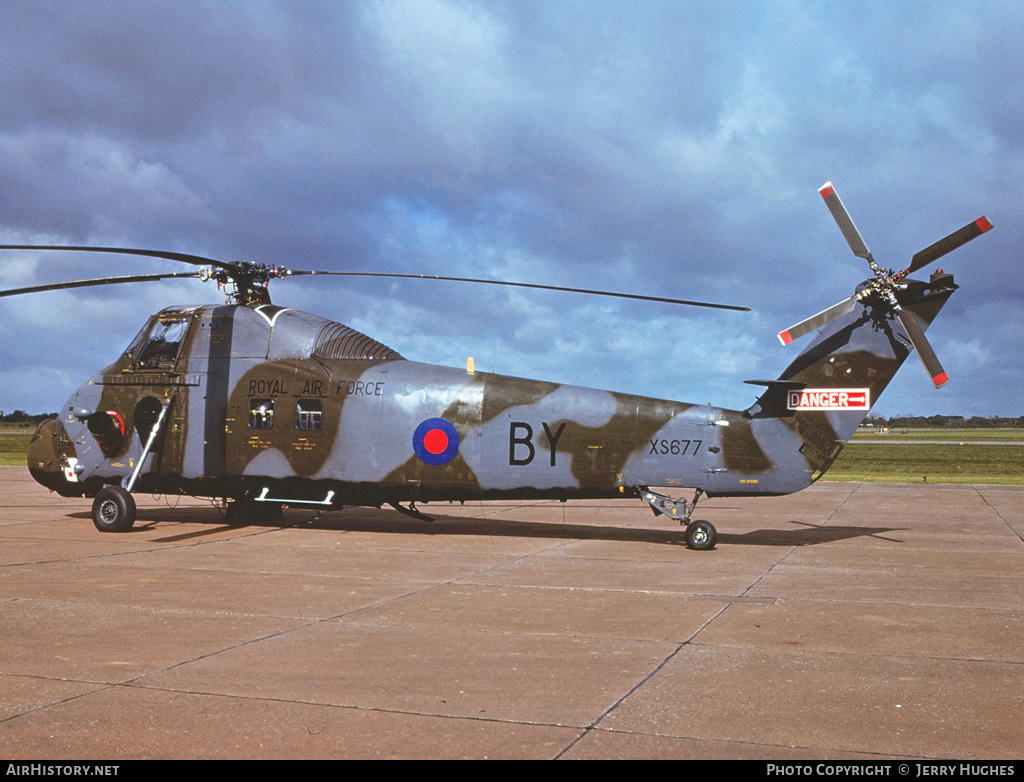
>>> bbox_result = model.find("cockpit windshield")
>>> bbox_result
[132,314,191,370]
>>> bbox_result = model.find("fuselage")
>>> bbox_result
[28,303,814,506]
[28,273,955,510]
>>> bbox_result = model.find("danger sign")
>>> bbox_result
[787,388,870,411]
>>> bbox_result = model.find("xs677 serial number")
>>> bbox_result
[648,439,702,456]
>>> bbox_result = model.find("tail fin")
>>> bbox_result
[747,270,956,482]
[743,182,990,485]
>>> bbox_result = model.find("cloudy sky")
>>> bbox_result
[0,1,1020,419]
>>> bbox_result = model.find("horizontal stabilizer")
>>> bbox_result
[744,379,806,388]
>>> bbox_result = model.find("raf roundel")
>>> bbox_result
[412,418,461,466]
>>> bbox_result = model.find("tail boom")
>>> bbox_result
[713,271,958,495]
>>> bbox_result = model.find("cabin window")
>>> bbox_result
[295,399,323,431]
[249,399,275,429]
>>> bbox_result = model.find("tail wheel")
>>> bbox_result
[92,485,137,532]
[685,519,717,551]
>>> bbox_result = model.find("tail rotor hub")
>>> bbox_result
[778,182,992,389]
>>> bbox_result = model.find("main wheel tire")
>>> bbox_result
[92,485,137,532]
[685,519,717,550]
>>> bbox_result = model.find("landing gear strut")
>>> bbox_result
[90,398,169,533]
[641,487,717,550]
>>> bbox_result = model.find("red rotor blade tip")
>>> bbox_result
[976,216,993,232]
[933,371,950,388]
[819,182,835,199]
[778,330,794,345]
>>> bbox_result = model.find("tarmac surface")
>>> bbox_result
[0,466,1021,760]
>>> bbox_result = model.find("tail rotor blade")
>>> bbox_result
[778,295,859,345]
[904,216,993,275]
[896,308,948,388]
[819,182,874,262]
[784,181,991,389]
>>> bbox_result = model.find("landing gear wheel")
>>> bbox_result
[685,519,717,550]
[92,485,137,532]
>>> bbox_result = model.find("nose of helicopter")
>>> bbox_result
[27,418,80,495]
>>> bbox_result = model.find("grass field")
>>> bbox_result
[831,428,1024,484]
[0,426,35,467]
[850,427,1024,442]
[4,425,1022,483]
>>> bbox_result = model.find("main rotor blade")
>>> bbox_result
[896,308,948,388]
[0,271,205,298]
[904,216,993,275]
[819,182,874,262]
[0,245,232,271]
[286,270,750,312]
[777,295,859,345]
[0,245,750,312]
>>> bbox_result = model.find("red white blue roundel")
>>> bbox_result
[412,418,460,466]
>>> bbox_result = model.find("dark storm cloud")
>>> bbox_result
[1,0,1021,418]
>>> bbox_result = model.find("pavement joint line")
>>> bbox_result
[553,494,851,758]
[969,483,1023,543]
[688,594,777,604]
[554,600,734,759]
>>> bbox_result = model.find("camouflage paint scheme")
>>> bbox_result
[27,270,955,521]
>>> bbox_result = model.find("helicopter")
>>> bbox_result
[1,182,992,549]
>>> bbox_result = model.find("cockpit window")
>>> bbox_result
[123,322,150,360]
[134,315,191,370]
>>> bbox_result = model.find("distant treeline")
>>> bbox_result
[0,410,57,425]
[867,415,1024,429]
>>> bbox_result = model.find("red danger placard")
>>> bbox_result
[787,388,870,411]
